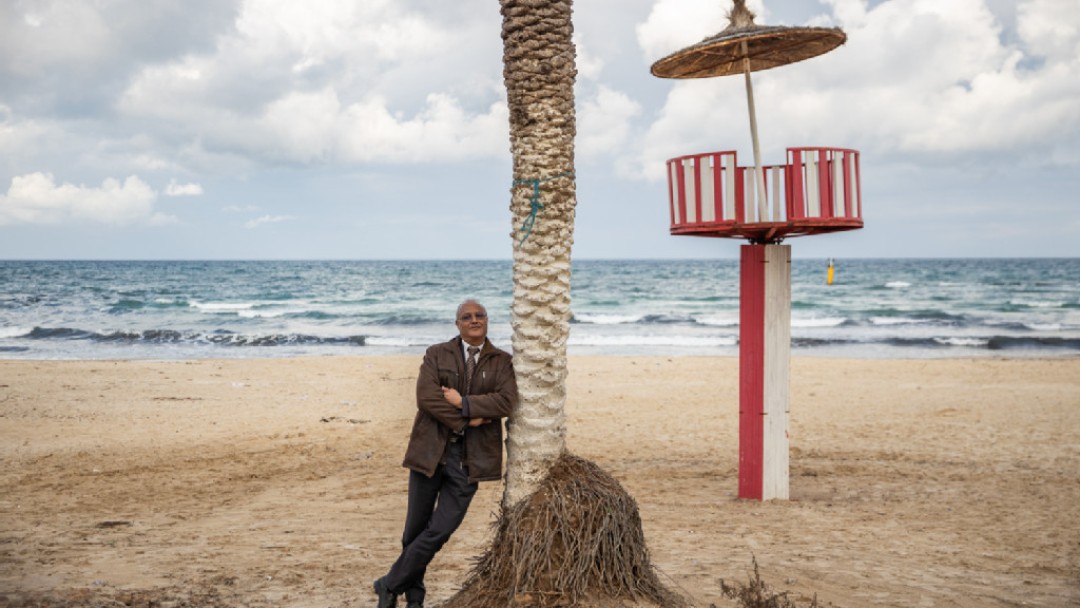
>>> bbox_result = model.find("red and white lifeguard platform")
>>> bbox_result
[666,147,862,242]
[652,1,864,500]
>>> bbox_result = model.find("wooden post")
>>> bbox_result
[739,243,791,500]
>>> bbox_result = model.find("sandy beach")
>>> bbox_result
[1,356,1078,607]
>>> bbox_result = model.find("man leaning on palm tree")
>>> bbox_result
[373,299,518,608]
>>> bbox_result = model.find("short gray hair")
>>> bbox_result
[456,299,486,319]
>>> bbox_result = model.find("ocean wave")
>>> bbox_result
[294,310,343,320]
[985,320,1064,332]
[569,335,737,347]
[571,313,689,325]
[885,281,912,289]
[366,315,444,326]
[866,309,967,324]
[108,299,146,313]
[934,337,990,347]
[987,336,1080,351]
[365,336,438,347]
[200,333,367,347]
[28,327,96,340]
[572,313,644,325]
[189,300,257,312]
[792,317,849,328]
[791,337,858,347]
[886,336,1080,351]
[0,326,32,339]
[694,315,739,327]
[238,309,292,319]
[1024,322,1063,331]
[870,316,931,326]
[1009,299,1065,309]
[21,326,368,347]
[641,314,689,324]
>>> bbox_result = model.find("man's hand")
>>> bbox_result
[467,417,492,427]
[441,386,462,408]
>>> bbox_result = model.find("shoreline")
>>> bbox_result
[2,356,1078,607]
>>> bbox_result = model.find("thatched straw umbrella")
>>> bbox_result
[651,0,846,219]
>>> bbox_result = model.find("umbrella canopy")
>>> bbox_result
[650,1,846,79]
[649,0,847,227]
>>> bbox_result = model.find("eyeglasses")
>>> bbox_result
[459,312,488,322]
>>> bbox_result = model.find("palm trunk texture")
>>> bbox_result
[501,0,577,509]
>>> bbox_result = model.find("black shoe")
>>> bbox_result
[405,602,422,608]
[373,577,397,608]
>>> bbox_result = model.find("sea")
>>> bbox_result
[1,259,1078,360]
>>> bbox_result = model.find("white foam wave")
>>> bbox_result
[574,313,643,325]
[934,337,988,347]
[365,336,431,347]
[1010,299,1064,309]
[0,326,30,339]
[1025,323,1062,331]
[791,317,847,328]
[886,281,911,289]
[870,316,927,326]
[238,309,295,319]
[694,315,739,327]
[189,301,256,312]
[569,335,736,347]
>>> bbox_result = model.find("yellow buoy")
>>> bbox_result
[827,258,835,285]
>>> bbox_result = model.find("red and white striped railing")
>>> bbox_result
[666,147,863,240]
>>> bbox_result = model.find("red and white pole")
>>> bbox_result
[738,243,791,500]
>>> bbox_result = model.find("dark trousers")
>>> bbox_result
[383,440,477,604]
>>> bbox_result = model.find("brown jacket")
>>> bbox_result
[401,336,518,483]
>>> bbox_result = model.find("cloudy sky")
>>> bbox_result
[1,0,1078,260]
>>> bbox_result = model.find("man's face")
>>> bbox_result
[456,302,488,345]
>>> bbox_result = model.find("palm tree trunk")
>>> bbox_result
[441,6,684,605]
[500,0,578,508]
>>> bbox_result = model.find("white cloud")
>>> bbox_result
[110,1,506,169]
[126,87,509,166]
[574,34,605,81]
[0,173,175,226]
[1017,0,1080,60]
[632,0,1080,180]
[637,0,767,62]
[165,179,204,196]
[233,0,454,67]
[0,1,111,78]
[336,94,508,163]
[578,86,643,159]
[245,214,295,229]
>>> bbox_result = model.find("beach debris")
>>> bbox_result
[94,520,133,529]
[443,453,686,608]
[319,416,369,425]
[718,555,827,607]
